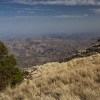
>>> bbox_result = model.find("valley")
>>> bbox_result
[4,33,100,67]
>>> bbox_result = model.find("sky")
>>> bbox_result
[0,0,100,38]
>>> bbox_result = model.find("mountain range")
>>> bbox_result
[4,33,100,67]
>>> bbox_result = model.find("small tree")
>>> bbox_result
[0,41,8,59]
[0,41,23,91]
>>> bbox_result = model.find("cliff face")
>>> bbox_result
[0,53,100,100]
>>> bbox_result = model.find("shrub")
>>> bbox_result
[0,41,23,91]
[0,41,8,59]
[0,55,16,67]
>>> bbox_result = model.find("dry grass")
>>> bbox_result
[0,54,100,100]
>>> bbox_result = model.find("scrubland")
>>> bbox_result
[0,54,100,100]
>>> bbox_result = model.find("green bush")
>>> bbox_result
[0,55,16,67]
[0,41,8,59]
[0,41,23,91]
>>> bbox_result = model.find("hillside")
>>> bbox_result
[4,34,98,67]
[0,53,100,100]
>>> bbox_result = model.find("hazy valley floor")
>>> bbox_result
[5,34,97,67]
[0,53,100,100]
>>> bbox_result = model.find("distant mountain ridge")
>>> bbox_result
[3,33,100,67]
[4,37,95,67]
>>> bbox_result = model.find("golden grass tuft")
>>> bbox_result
[0,54,100,100]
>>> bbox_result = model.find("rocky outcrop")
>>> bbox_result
[59,39,100,63]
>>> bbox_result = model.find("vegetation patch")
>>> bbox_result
[0,41,23,91]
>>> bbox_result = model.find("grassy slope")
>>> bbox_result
[0,54,100,100]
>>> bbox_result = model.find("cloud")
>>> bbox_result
[11,0,99,5]
[16,10,35,14]
[96,1,100,5]
[0,11,6,14]
[91,8,100,14]
[56,14,88,18]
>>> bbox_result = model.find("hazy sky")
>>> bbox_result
[0,0,100,38]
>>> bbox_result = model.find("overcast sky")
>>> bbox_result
[0,0,100,38]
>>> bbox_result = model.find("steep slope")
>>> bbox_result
[0,53,100,100]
